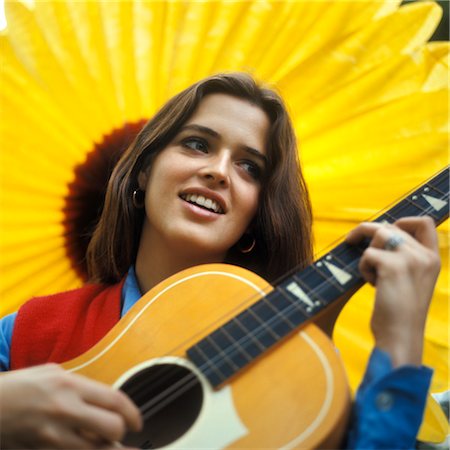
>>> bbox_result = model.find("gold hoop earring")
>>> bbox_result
[132,189,145,209]
[238,233,256,254]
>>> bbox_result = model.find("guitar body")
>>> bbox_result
[63,264,351,449]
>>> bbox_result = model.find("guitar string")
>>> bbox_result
[128,233,448,424]
[127,187,449,394]
[123,192,450,419]
[123,191,449,425]
[122,250,358,404]
[124,193,449,419]
[126,261,416,420]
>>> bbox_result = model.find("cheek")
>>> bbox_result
[239,188,261,225]
[145,160,180,196]
[143,173,171,217]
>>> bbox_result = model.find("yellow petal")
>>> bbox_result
[418,395,449,443]
[0,0,448,439]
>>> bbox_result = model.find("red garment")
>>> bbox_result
[10,281,124,370]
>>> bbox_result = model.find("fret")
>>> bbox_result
[322,244,365,276]
[384,211,397,222]
[206,326,254,373]
[428,169,449,196]
[406,197,440,221]
[375,212,396,224]
[323,253,359,280]
[292,273,327,306]
[205,335,240,372]
[422,193,448,211]
[279,272,323,315]
[187,322,259,387]
[331,242,365,270]
[422,183,445,197]
[190,336,235,380]
[385,197,430,222]
[292,266,330,305]
[312,261,347,292]
[231,314,268,353]
[187,343,227,386]
[414,192,448,214]
[219,325,253,362]
[377,169,449,224]
[260,291,297,331]
[235,309,278,349]
[222,318,266,357]
[247,302,283,340]
[293,260,362,309]
[188,308,276,387]
[274,286,311,324]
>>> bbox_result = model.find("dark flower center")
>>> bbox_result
[63,120,147,281]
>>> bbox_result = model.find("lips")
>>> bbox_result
[179,190,226,214]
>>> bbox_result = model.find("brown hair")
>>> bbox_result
[87,72,313,284]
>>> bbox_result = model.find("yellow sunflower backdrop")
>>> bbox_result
[0,0,448,442]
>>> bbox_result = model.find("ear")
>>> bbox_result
[137,170,148,191]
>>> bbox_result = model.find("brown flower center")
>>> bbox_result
[63,120,147,281]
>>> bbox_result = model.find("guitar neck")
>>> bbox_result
[187,167,449,387]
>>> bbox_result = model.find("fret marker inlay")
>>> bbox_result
[324,261,352,285]
[286,282,315,309]
[422,194,447,211]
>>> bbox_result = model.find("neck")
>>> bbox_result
[135,224,226,294]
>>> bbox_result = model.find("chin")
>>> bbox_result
[175,235,230,261]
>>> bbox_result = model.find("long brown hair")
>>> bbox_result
[87,72,313,284]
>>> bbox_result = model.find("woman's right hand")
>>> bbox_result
[0,363,142,449]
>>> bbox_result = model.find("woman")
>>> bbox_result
[0,73,440,449]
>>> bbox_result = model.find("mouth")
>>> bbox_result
[179,193,225,214]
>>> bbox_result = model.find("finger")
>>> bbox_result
[346,222,411,250]
[347,217,439,250]
[346,222,390,245]
[71,402,130,443]
[80,433,139,450]
[358,247,384,285]
[72,374,142,433]
[79,429,113,446]
[358,246,409,286]
[366,226,409,251]
[37,423,99,449]
[57,431,99,450]
[394,216,439,252]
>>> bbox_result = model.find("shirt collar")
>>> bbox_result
[121,266,142,316]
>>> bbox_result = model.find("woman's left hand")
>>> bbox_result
[346,216,441,368]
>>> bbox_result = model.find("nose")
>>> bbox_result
[199,152,231,187]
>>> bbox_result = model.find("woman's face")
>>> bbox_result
[138,93,270,261]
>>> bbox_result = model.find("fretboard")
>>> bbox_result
[187,167,449,387]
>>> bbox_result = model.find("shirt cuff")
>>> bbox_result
[346,348,433,449]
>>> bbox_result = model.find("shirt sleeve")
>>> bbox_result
[0,312,17,371]
[346,347,433,449]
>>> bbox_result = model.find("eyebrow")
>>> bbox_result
[180,124,268,166]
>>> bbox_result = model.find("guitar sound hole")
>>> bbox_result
[119,363,203,449]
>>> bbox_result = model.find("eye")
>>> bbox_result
[240,160,262,180]
[182,137,209,153]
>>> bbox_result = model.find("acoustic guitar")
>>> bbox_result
[62,167,449,449]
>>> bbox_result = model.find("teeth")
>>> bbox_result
[182,193,223,213]
[197,195,206,207]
